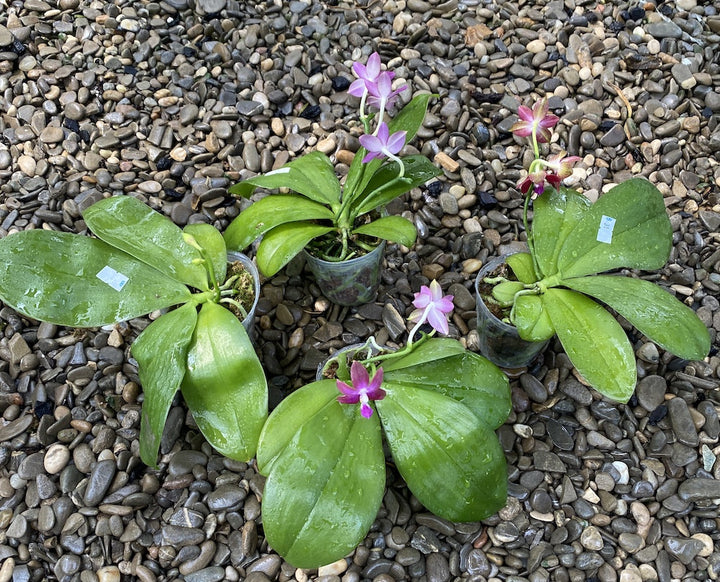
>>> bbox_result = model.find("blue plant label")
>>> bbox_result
[96,265,129,291]
[596,215,616,244]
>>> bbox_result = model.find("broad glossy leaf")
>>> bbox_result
[181,302,267,461]
[564,275,710,361]
[513,294,555,342]
[0,230,191,326]
[258,381,385,569]
[532,187,591,278]
[354,156,442,216]
[83,196,208,290]
[543,288,636,402]
[381,338,466,372]
[556,179,672,279]
[183,223,227,284]
[506,252,538,284]
[229,151,341,208]
[133,303,197,467]
[257,222,334,276]
[224,195,334,252]
[377,386,507,522]
[382,351,510,430]
[352,215,416,247]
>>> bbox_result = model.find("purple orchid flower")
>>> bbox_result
[408,280,454,336]
[336,361,386,419]
[366,71,407,112]
[348,52,384,98]
[359,122,406,163]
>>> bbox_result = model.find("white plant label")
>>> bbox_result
[596,215,616,244]
[96,266,129,291]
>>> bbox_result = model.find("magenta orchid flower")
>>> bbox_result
[517,167,549,199]
[348,52,384,98]
[336,361,386,418]
[408,280,454,336]
[518,151,580,199]
[510,99,559,144]
[545,151,581,180]
[359,122,406,163]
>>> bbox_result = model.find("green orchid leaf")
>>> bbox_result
[513,294,555,342]
[532,187,591,278]
[354,156,442,217]
[491,280,526,307]
[183,223,227,284]
[556,179,672,279]
[381,338,466,372]
[506,252,538,284]
[543,288,636,402]
[257,381,385,569]
[387,93,435,142]
[352,215,416,247]
[133,303,197,467]
[256,222,334,277]
[83,195,209,290]
[564,275,710,361]
[344,93,434,203]
[382,351,510,430]
[257,380,339,474]
[0,230,191,326]
[181,302,267,461]
[224,195,334,253]
[229,151,341,208]
[377,385,507,522]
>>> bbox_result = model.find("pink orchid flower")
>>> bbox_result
[510,99,559,143]
[408,280,454,336]
[359,122,406,163]
[336,361,386,419]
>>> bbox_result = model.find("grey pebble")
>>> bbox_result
[664,537,705,565]
[667,397,699,447]
[83,459,117,506]
[636,375,666,411]
[678,477,720,501]
[207,484,247,511]
[184,567,226,582]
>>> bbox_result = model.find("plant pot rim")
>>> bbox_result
[302,239,387,266]
[227,251,260,331]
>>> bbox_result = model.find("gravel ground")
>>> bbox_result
[1,0,720,581]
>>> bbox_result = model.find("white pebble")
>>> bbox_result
[612,461,630,485]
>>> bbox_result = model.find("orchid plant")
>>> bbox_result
[223,52,441,276]
[256,281,510,568]
[481,98,710,401]
[0,196,267,467]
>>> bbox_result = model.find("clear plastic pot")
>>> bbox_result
[474,255,549,368]
[227,251,260,334]
[303,241,386,307]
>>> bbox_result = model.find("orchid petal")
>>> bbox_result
[427,308,450,335]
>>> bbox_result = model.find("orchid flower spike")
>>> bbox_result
[336,361,386,419]
[408,280,454,336]
[359,122,406,163]
[510,98,559,144]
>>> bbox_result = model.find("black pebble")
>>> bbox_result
[300,104,321,119]
[331,76,351,91]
